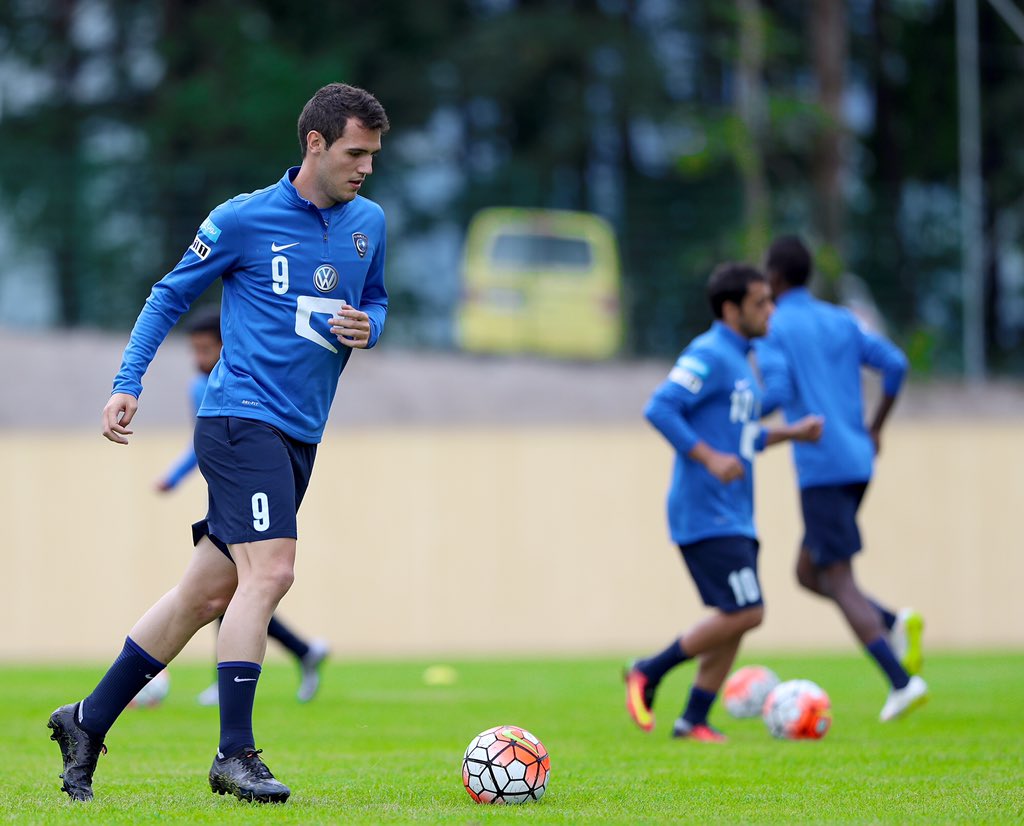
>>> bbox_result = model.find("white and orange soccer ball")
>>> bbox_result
[723,665,781,718]
[462,725,550,804]
[762,678,831,740]
[127,669,170,709]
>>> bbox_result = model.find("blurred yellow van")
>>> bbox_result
[456,208,623,359]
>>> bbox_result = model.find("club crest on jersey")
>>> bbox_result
[352,232,369,258]
[313,264,339,293]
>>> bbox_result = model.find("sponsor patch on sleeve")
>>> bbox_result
[668,354,710,394]
[189,235,211,260]
[199,216,222,243]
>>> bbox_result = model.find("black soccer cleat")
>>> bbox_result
[209,748,291,803]
[48,703,107,802]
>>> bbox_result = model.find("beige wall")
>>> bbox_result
[1,422,1021,661]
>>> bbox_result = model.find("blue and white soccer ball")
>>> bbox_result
[128,669,170,709]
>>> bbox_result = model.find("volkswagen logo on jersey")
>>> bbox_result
[352,232,369,258]
[313,264,339,293]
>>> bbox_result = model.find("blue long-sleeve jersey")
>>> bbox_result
[645,322,766,546]
[754,287,907,488]
[113,167,388,444]
[160,373,208,489]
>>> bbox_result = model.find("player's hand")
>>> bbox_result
[704,451,745,484]
[791,415,825,443]
[330,303,371,349]
[154,478,172,493]
[102,392,138,444]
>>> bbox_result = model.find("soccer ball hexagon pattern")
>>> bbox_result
[762,678,831,740]
[462,725,550,804]
[723,665,781,718]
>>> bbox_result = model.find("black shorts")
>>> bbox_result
[800,482,868,567]
[191,416,317,561]
[678,536,763,613]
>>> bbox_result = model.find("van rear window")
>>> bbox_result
[490,234,593,270]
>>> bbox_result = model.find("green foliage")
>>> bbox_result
[1,2,1023,370]
[3,653,1021,823]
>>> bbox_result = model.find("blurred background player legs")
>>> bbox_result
[157,308,329,707]
[626,573,765,743]
[197,617,329,705]
[795,547,924,678]
[625,263,823,742]
[755,235,927,722]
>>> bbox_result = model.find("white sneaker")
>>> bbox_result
[879,675,928,722]
[891,608,925,675]
[297,639,330,703]
[197,682,219,707]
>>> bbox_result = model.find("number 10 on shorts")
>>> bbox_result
[728,567,760,606]
[251,492,271,532]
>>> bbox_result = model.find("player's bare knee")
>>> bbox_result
[734,605,764,632]
[795,563,817,592]
[202,592,232,623]
[260,562,295,599]
[184,586,232,626]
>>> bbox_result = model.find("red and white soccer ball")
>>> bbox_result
[762,678,831,740]
[462,725,550,804]
[723,665,781,719]
[128,669,171,709]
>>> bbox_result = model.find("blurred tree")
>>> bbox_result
[0,0,155,324]
[735,0,771,261]
[0,0,1021,372]
[808,0,847,293]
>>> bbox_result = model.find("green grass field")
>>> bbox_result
[2,652,1022,824]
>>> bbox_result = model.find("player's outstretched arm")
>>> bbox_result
[102,392,139,445]
[763,414,824,448]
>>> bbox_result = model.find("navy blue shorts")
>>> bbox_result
[800,482,868,566]
[678,536,763,613]
[191,416,317,561]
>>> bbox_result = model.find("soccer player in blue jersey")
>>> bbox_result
[625,263,823,742]
[154,308,329,707]
[47,83,389,804]
[754,235,927,722]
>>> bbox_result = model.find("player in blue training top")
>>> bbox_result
[625,263,823,742]
[47,83,389,804]
[154,308,329,708]
[754,235,927,723]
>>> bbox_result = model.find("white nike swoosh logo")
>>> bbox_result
[233,676,258,683]
[144,673,154,680]
[271,241,300,252]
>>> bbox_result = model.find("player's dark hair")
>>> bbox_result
[706,263,767,319]
[766,235,812,287]
[187,306,221,341]
[297,83,390,157]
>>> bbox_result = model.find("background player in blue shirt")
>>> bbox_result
[755,235,927,723]
[48,83,389,804]
[625,263,822,742]
[154,308,329,707]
